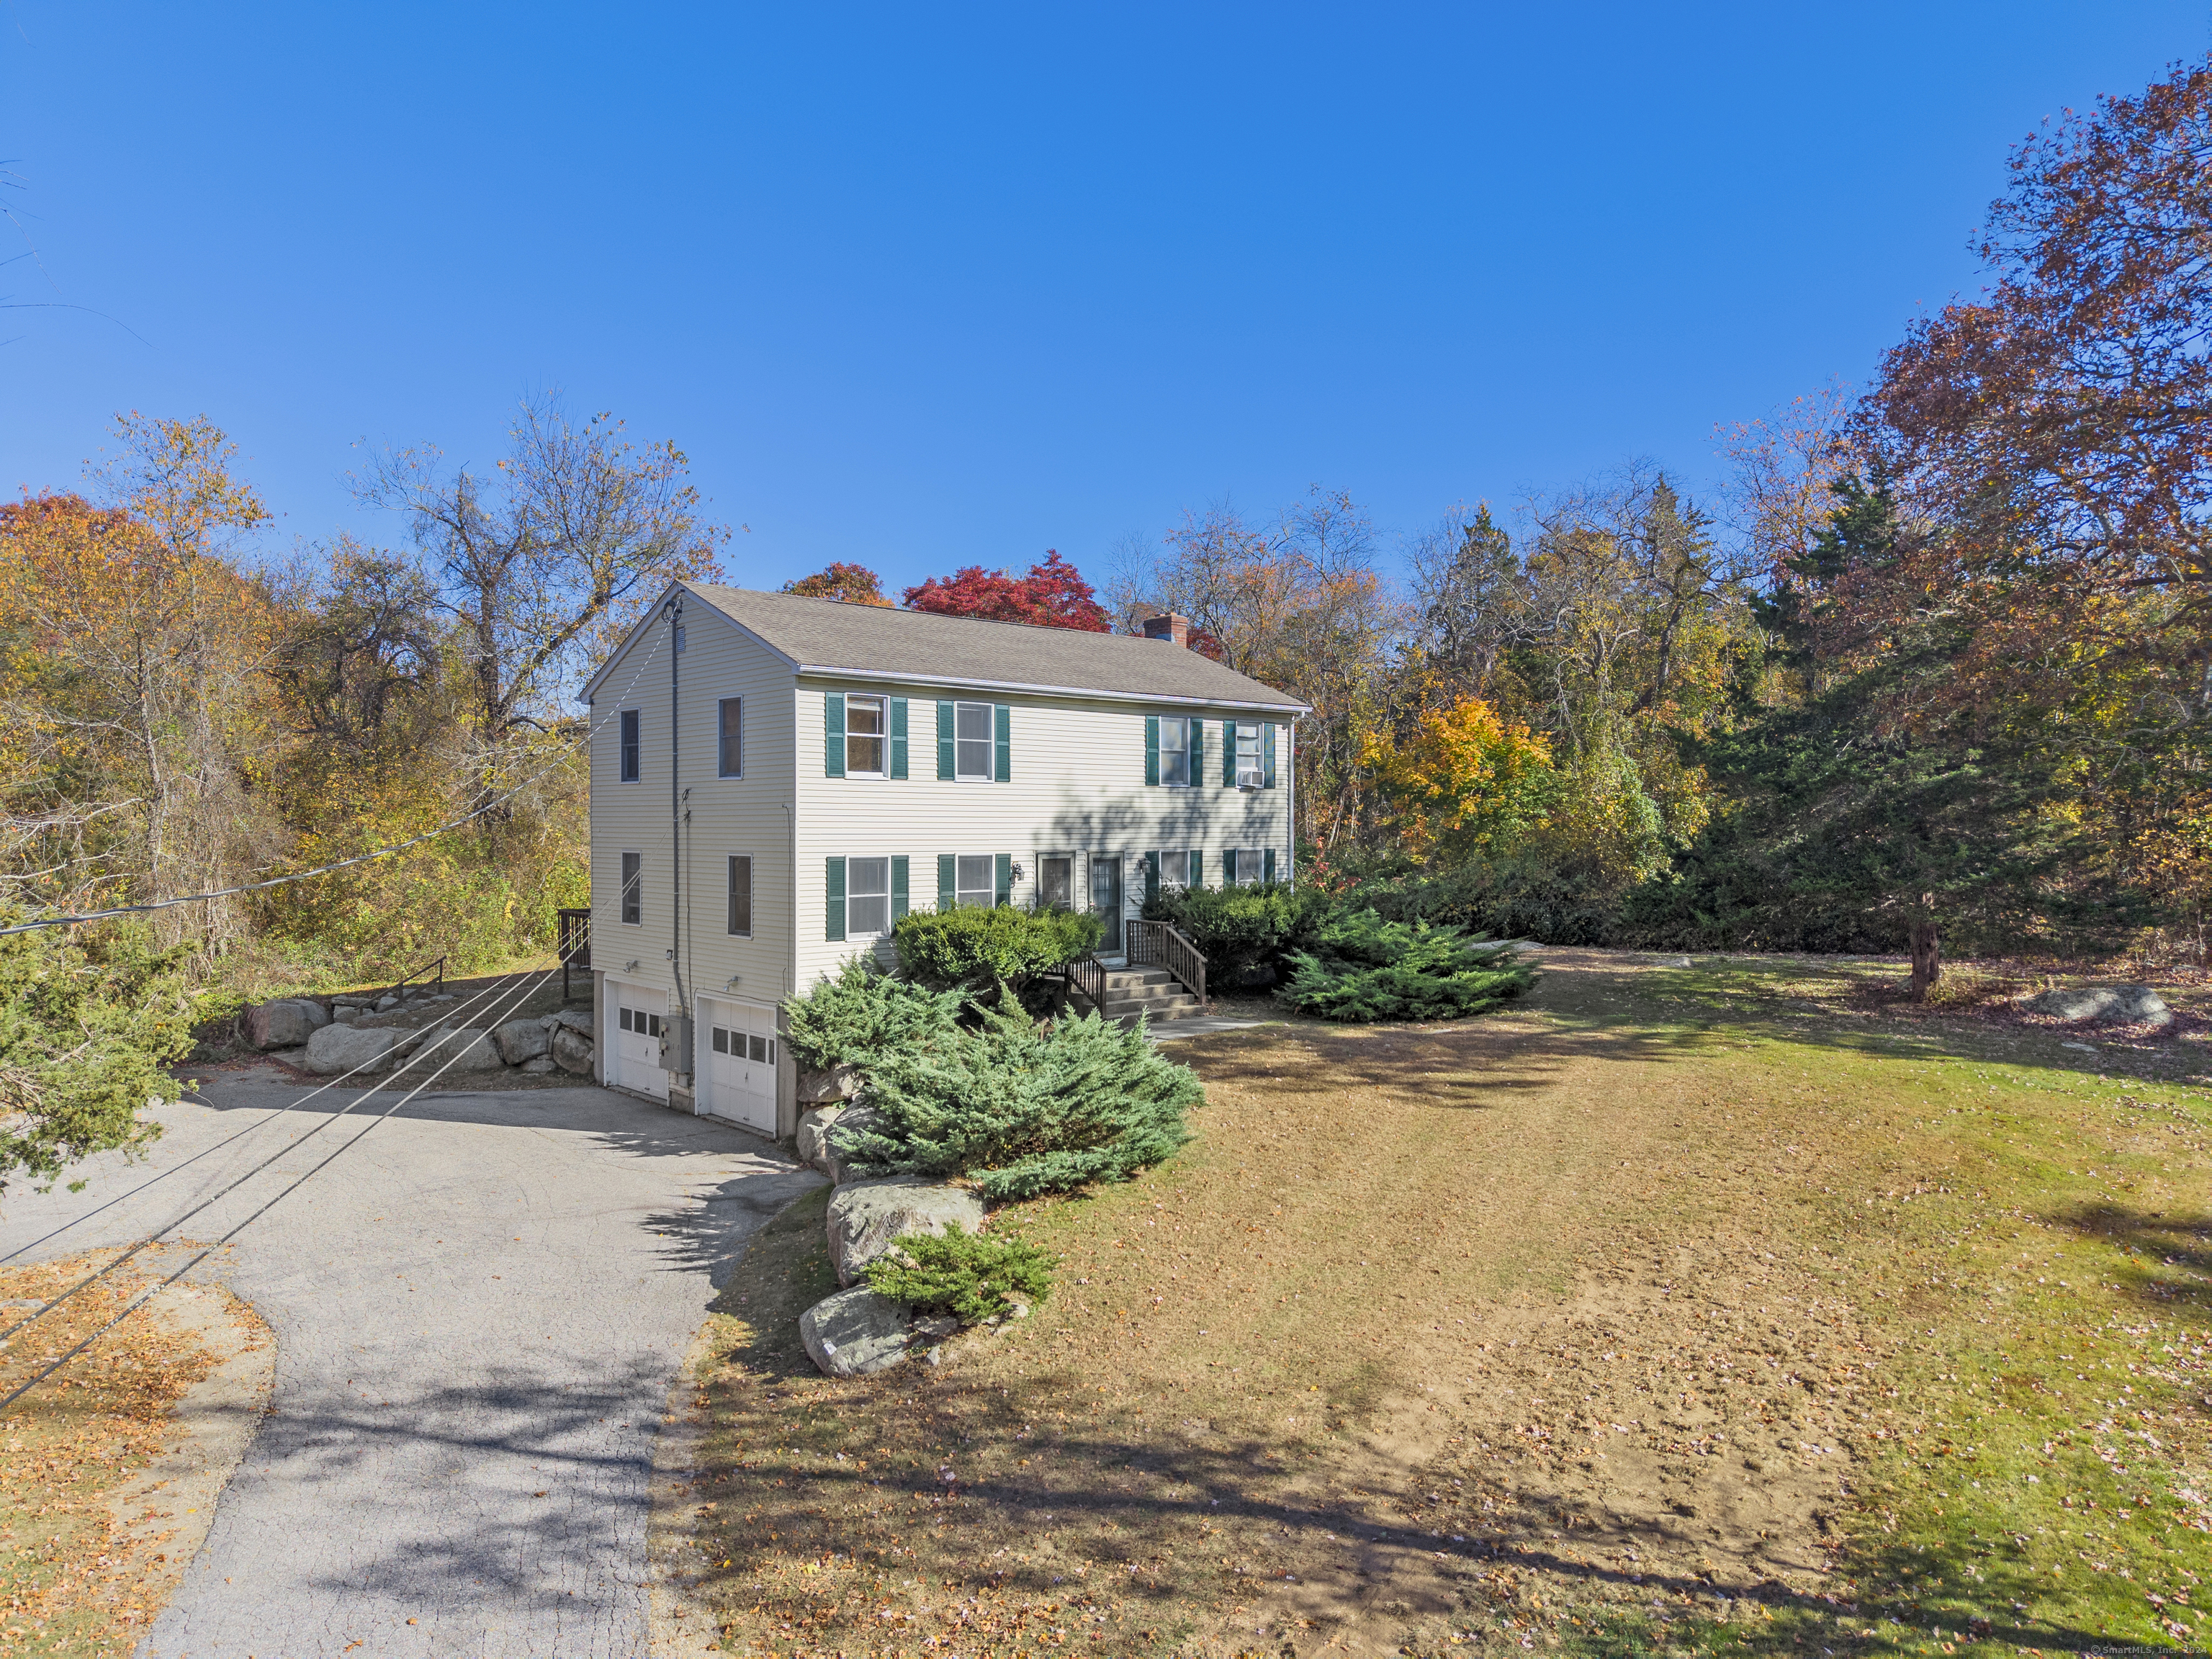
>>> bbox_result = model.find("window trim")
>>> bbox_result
[953,852,996,909]
[619,709,642,783]
[1155,848,1196,893]
[845,695,888,778]
[951,700,996,783]
[726,853,753,938]
[1228,847,1265,886]
[1035,852,1076,911]
[620,850,643,925]
[717,696,742,778]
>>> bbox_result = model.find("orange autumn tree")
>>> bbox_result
[1359,697,1559,866]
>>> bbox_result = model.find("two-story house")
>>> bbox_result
[577,581,1308,1139]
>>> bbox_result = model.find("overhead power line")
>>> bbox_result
[0,963,560,1413]
[0,613,675,938]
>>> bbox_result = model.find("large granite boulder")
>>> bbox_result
[493,1018,552,1065]
[798,1104,881,1184]
[245,998,330,1051]
[798,1063,861,1105]
[2027,984,2172,1028]
[799,1286,914,1377]
[827,1177,986,1287]
[549,1008,594,1035]
[551,1026,595,1075]
[302,1022,400,1077]
[408,1027,505,1073]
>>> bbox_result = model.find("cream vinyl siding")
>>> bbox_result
[793,682,1289,990]
[588,606,798,1015]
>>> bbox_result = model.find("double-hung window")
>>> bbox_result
[955,854,995,909]
[1038,853,1074,910]
[953,701,993,781]
[620,851,643,924]
[1156,849,1200,891]
[718,697,742,777]
[846,857,891,936]
[727,855,752,936]
[1159,717,1190,786]
[1224,848,1274,886]
[846,696,886,775]
[1233,722,1262,789]
[619,709,642,782]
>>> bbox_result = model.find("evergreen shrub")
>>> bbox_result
[832,989,1203,1200]
[891,904,1101,1001]
[783,956,966,1073]
[0,916,205,1191]
[1138,882,1321,981]
[863,1224,1054,1323]
[1277,907,1534,1022]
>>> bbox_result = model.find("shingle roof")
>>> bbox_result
[674,583,1308,711]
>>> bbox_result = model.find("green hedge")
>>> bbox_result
[891,904,1102,1001]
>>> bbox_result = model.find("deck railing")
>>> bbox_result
[557,907,592,1002]
[1125,919,1206,1007]
[1062,953,1105,1010]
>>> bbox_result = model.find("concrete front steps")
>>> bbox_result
[1094,965,1203,1024]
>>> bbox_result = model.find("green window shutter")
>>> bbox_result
[1263,722,1277,788]
[824,857,846,940]
[1187,717,1202,785]
[1145,851,1159,904]
[1222,719,1237,785]
[1189,849,1203,888]
[938,853,956,912]
[891,855,909,922]
[994,853,1012,906]
[936,700,956,780]
[994,703,1011,782]
[1224,849,1238,885]
[889,698,909,779]
[1263,848,1277,884]
[1144,715,1159,786]
[824,693,845,778]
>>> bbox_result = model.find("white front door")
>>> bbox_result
[609,981,669,1101]
[698,997,778,1133]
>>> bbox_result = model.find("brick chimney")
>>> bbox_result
[1141,611,1193,649]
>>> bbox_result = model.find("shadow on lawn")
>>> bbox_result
[1182,953,2204,1111]
[2048,1200,2212,1328]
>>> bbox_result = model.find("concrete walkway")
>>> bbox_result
[0,1070,820,1658]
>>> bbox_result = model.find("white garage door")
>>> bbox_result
[609,982,669,1101]
[698,997,778,1133]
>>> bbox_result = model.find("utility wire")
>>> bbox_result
[0,964,562,1413]
[0,615,674,938]
[0,962,552,1269]
[0,965,546,1343]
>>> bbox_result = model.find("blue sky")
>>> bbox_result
[1,4,2203,596]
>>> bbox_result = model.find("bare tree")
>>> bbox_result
[355,395,727,751]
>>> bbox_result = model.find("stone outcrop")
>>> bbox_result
[798,1104,881,1184]
[302,1022,400,1077]
[2026,984,2172,1028]
[826,1177,986,1287]
[245,999,330,1051]
[799,1287,914,1377]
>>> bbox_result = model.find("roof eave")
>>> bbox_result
[795,662,1308,714]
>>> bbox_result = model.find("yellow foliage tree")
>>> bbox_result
[1360,698,1558,866]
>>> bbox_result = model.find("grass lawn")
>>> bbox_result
[670,948,2211,1658]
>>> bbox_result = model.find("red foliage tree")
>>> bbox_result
[901,550,1110,631]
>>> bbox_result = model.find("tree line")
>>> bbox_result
[7,52,2209,1014]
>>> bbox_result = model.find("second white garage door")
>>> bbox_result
[697,997,778,1133]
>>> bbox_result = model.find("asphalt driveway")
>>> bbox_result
[0,1069,821,1658]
